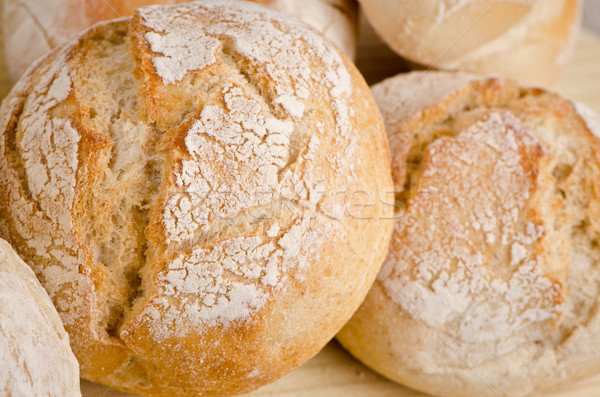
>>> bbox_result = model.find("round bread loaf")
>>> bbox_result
[2,0,357,82]
[0,238,80,396]
[359,0,581,86]
[337,71,600,397]
[0,1,393,396]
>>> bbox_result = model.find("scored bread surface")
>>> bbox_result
[337,71,600,397]
[2,0,358,82]
[0,1,393,396]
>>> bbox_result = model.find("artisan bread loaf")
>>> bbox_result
[337,71,600,397]
[2,0,357,82]
[0,1,393,396]
[359,0,581,86]
[0,238,80,397]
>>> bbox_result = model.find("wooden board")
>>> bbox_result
[1,4,600,397]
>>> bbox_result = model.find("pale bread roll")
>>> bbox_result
[2,0,357,82]
[359,0,581,86]
[0,238,80,397]
[337,71,600,397]
[0,1,393,396]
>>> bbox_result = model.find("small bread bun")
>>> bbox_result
[0,238,80,396]
[2,0,357,82]
[337,71,600,397]
[0,1,392,396]
[359,0,581,86]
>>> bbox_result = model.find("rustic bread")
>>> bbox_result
[337,71,600,397]
[2,0,358,82]
[359,0,581,86]
[0,1,393,396]
[0,238,80,397]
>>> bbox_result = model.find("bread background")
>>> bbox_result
[337,71,600,397]
[359,0,581,86]
[73,16,600,397]
[583,0,600,35]
[0,1,392,396]
[1,2,600,397]
[2,0,357,82]
[0,238,80,397]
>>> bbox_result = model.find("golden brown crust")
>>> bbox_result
[2,0,358,82]
[0,2,392,396]
[337,71,600,397]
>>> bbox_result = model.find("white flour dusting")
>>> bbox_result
[133,1,353,328]
[0,0,358,340]
[163,84,294,243]
[144,30,219,84]
[1,53,87,326]
[381,112,562,353]
[137,0,352,129]
[138,0,354,243]
[149,212,327,329]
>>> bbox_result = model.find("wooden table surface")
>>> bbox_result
[2,4,600,397]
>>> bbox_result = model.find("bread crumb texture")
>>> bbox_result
[0,1,392,396]
[337,71,600,397]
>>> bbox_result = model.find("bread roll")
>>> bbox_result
[2,0,357,82]
[0,1,393,396]
[0,238,80,397]
[337,71,600,397]
[359,0,581,86]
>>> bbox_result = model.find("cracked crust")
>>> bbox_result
[2,0,358,82]
[0,2,392,396]
[337,71,600,397]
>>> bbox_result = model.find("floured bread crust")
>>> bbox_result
[0,1,392,396]
[0,238,80,397]
[337,71,600,397]
[359,0,581,86]
[2,0,358,82]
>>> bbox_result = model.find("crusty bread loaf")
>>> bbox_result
[0,238,80,397]
[0,1,393,396]
[359,0,581,86]
[2,0,357,82]
[337,71,600,397]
